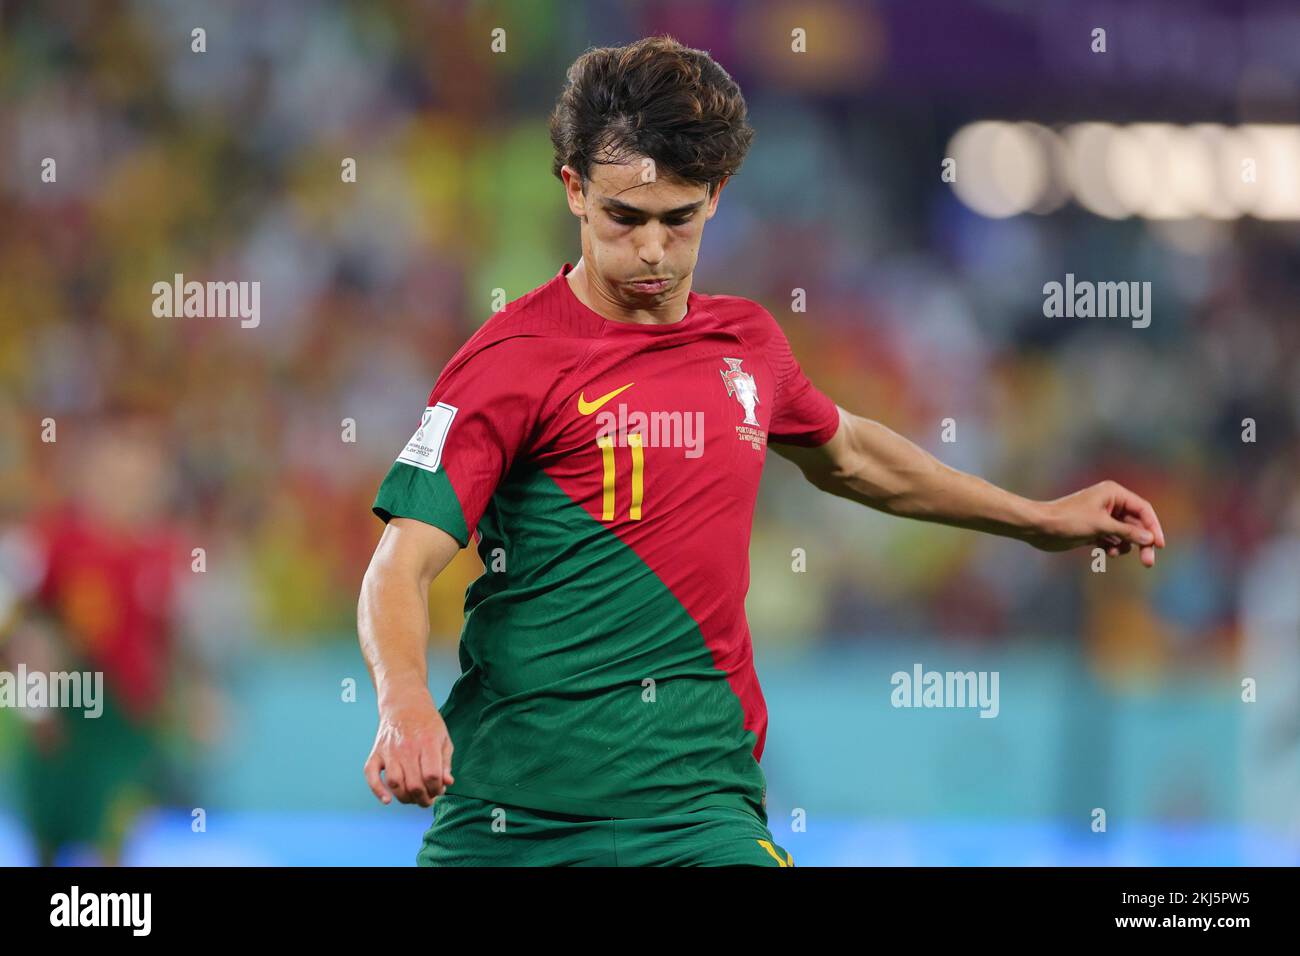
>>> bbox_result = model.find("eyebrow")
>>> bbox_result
[599,197,705,217]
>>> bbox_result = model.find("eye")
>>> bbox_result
[610,214,693,226]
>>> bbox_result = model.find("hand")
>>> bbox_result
[1028,480,1167,567]
[364,686,455,807]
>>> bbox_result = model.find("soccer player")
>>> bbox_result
[0,409,191,865]
[357,36,1165,867]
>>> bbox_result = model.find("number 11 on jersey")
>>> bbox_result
[596,432,644,520]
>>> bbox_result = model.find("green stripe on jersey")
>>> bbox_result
[438,460,766,820]
[372,461,470,547]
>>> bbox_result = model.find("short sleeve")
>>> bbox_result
[765,314,841,447]
[372,338,542,548]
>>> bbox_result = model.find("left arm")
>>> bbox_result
[772,405,1166,567]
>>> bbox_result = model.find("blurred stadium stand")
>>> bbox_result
[0,0,1296,864]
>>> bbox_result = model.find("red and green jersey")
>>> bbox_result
[372,262,840,821]
[25,506,183,721]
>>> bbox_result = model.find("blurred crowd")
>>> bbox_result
[1,0,1296,683]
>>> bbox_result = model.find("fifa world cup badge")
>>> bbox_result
[414,407,433,442]
[720,357,760,426]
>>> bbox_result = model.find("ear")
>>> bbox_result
[560,165,587,219]
[706,176,730,217]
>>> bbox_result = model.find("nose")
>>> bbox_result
[636,223,667,267]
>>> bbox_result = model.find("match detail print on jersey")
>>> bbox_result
[397,402,458,473]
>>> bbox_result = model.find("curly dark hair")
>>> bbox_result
[548,35,755,197]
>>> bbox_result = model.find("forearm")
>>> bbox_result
[823,416,1046,541]
[357,563,434,710]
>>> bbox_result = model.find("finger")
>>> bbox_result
[1123,493,1166,549]
[384,761,412,804]
[419,746,447,801]
[1138,500,1165,549]
[1103,539,1130,557]
[398,753,434,807]
[442,736,455,785]
[1110,485,1165,548]
[1118,512,1159,564]
[1105,515,1156,567]
[1116,513,1156,566]
[1104,516,1153,548]
[364,754,392,805]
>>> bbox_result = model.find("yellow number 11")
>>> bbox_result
[597,433,644,520]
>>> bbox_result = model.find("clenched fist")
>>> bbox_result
[364,686,455,808]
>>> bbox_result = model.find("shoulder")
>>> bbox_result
[694,291,797,374]
[434,293,593,397]
[693,290,785,346]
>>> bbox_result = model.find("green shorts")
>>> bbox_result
[417,793,795,867]
[15,684,163,854]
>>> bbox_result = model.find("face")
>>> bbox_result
[561,154,726,305]
[78,420,172,525]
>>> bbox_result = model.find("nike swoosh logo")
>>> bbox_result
[577,382,635,415]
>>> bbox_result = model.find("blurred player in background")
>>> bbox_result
[0,406,209,865]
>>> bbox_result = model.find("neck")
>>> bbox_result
[567,258,690,326]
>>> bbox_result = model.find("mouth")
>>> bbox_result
[628,277,671,294]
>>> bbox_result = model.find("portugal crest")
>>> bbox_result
[720,357,760,426]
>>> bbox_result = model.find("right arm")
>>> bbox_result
[359,335,546,805]
[358,516,462,807]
